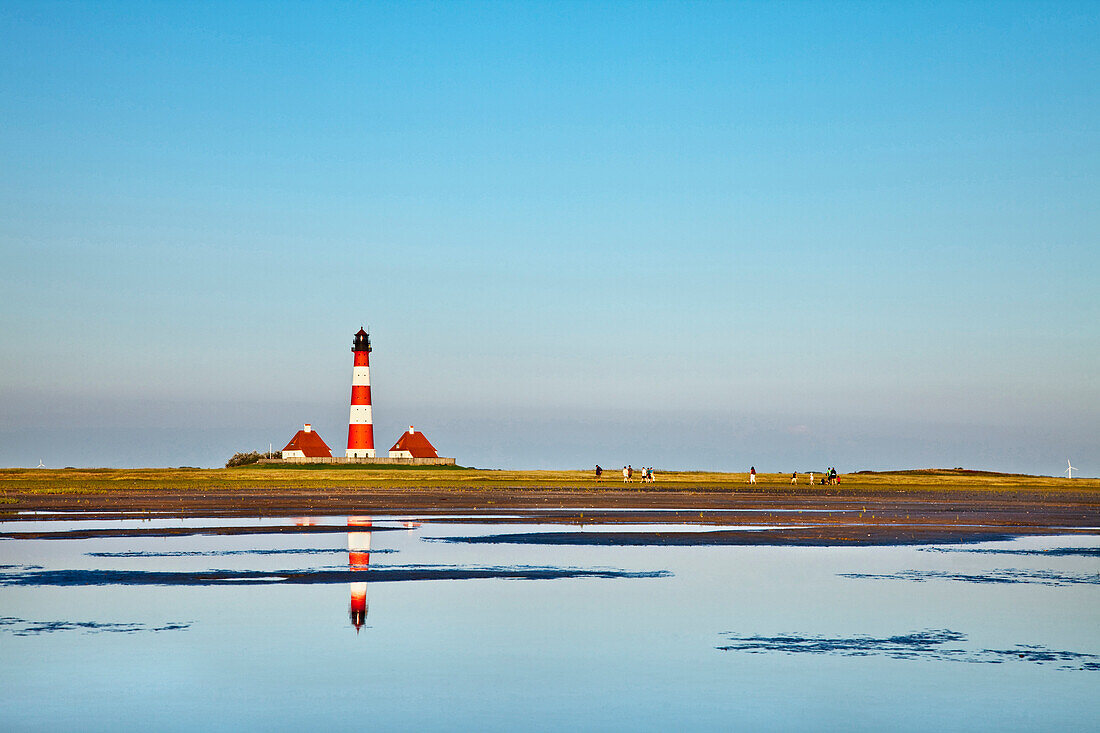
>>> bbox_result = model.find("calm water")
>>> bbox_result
[1,513,1097,731]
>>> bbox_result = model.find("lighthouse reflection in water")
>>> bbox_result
[347,516,372,631]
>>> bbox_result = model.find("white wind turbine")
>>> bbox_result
[35,459,45,468]
[1064,459,1076,478]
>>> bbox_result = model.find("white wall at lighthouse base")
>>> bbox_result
[263,456,456,465]
[345,449,376,458]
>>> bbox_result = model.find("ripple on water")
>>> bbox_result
[838,569,1100,586]
[717,629,1100,670]
[0,617,191,636]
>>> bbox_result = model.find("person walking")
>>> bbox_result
[623,466,629,483]
[595,465,603,483]
[749,466,756,485]
[627,465,634,482]
[808,472,814,486]
[790,472,797,485]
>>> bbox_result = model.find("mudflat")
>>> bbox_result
[2,466,1098,546]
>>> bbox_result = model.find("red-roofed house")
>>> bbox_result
[388,426,439,459]
[281,424,332,459]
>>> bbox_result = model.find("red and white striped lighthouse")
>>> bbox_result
[348,516,372,631]
[345,328,375,458]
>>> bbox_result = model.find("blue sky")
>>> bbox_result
[1,1,1097,473]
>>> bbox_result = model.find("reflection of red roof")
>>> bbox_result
[389,427,438,458]
[282,428,332,458]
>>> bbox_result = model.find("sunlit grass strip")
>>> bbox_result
[0,466,1097,497]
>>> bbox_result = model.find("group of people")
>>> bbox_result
[750,466,840,485]
[596,464,841,486]
[789,467,839,485]
[594,465,655,483]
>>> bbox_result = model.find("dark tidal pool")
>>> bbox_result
[1,513,1098,731]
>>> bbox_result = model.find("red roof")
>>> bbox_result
[282,428,332,458]
[389,427,439,458]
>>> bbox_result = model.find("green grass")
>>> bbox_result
[0,466,1096,498]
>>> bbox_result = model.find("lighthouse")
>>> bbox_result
[348,516,372,631]
[345,328,375,458]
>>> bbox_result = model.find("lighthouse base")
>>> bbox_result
[345,449,376,458]
[261,456,456,466]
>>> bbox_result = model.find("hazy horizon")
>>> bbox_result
[2,2,1097,474]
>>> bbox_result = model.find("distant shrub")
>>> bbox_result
[225,451,279,468]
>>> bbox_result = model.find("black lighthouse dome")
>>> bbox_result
[352,328,371,353]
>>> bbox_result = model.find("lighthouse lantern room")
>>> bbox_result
[345,328,376,458]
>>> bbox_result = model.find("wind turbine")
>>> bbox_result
[1065,460,1076,478]
[35,459,45,468]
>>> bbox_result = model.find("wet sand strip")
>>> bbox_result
[0,566,671,586]
[0,524,406,541]
[4,486,1099,528]
[430,525,1096,546]
[4,522,1097,546]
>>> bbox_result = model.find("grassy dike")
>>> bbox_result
[1,465,1097,498]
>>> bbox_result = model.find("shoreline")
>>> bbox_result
[2,467,1098,546]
